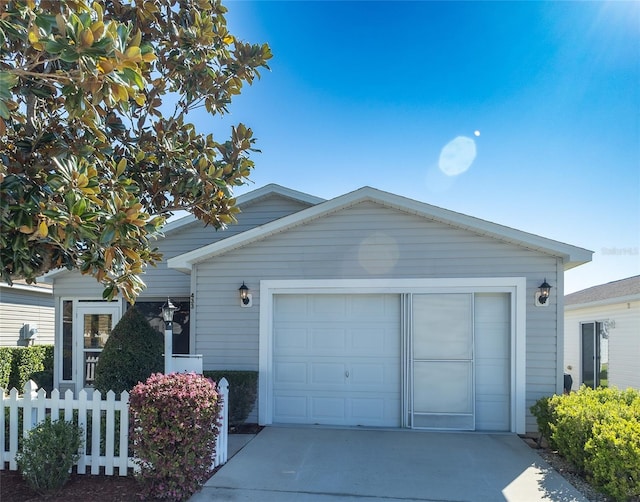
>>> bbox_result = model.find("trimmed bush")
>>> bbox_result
[94,307,163,395]
[0,348,13,390]
[8,345,53,391]
[129,372,221,501]
[16,417,83,496]
[585,415,640,501]
[203,370,257,427]
[531,386,640,501]
[529,395,553,446]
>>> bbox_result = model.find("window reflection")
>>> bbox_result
[132,300,190,354]
[62,301,73,381]
[83,314,112,349]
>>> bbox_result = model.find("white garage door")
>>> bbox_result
[272,294,401,427]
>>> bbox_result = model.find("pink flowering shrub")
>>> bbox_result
[129,372,221,501]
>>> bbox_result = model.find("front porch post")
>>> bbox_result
[162,298,177,374]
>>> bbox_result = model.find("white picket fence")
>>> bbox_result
[1,377,229,476]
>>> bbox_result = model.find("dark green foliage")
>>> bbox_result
[529,395,553,447]
[94,307,163,395]
[531,386,640,501]
[16,417,83,496]
[0,348,12,389]
[204,370,258,427]
[8,345,53,391]
[30,370,53,395]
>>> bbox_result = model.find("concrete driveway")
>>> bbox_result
[190,427,588,502]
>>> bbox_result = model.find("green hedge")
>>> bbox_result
[531,386,640,501]
[0,348,13,390]
[203,370,258,427]
[0,346,54,392]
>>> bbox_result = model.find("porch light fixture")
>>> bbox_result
[161,298,178,373]
[535,279,552,307]
[162,298,178,323]
[239,282,252,307]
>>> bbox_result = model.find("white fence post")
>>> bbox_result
[2,383,133,476]
[3,381,217,477]
[7,388,19,470]
[214,377,229,467]
[22,380,38,436]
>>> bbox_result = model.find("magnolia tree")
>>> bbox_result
[0,0,271,301]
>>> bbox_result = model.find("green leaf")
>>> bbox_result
[71,198,87,216]
[44,39,66,54]
[102,284,115,299]
[0,71,19,87]
[121,67,145,89]
[0,100,10,120]
[60,48,79,63]
[100,227,115,244]
[34,13,58,33]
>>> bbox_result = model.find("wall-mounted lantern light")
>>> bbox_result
[239,282,252,307]
[161,298,178,373]
[535,279,552,307]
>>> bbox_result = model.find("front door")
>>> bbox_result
[75,304,121,389]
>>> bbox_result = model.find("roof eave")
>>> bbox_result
[565,293,640,310]
[168,186,594,272]
[163,184,325,234]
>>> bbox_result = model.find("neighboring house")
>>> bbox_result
[564,276,640,391]
[45,184,592,434]
[0,280,54,346]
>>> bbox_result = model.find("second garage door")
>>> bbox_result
[272,294,401,427]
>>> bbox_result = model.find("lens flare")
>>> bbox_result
[438,136,477,176]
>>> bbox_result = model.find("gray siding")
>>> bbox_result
[52,194,313,299]
[193,201,562,432]
[0,287,54,346]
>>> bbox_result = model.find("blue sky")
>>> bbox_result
[203,1,639,294]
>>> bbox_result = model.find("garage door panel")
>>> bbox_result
[311,397,346,421]
[274,395,308,420]
[311,328,346,350]
[274,296,309,318]
[350,398,385,421]
[351,327,395,354]
[273,294,401,427]
[274,361,307,385]
[275,328,308,350]
[311,295,348,316]
[350,361,399,388]
[311,362,347,385]
[351,295,395,318]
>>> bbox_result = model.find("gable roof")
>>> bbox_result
[42,184,325,282]
[565,275,640,308]
[168,186,593,273]
[0,279,52,295]
[162,183,325,233]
